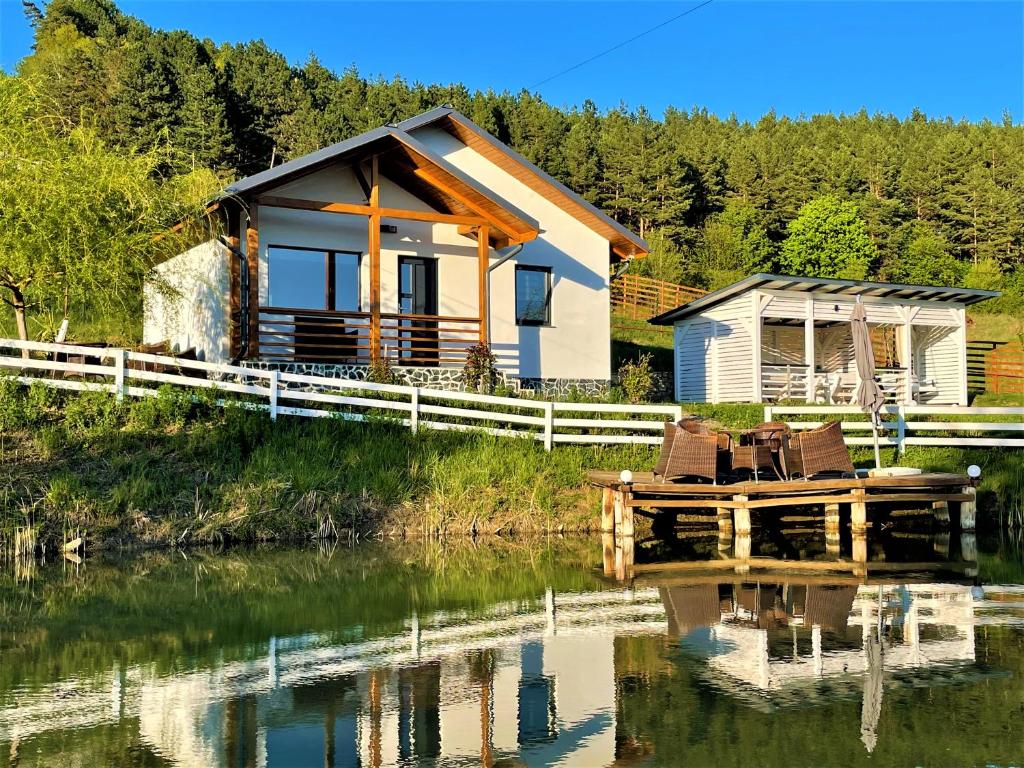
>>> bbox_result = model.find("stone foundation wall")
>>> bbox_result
[239,360,612,397]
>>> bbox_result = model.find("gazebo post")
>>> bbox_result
[804,296,815,402]
[900,306,915,405]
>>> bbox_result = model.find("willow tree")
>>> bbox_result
[0,75,218,342]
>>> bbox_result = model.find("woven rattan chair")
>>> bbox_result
[679,418,732,478]
[793,421,855,478]
[653,421,719,483]
[777,432,805,480]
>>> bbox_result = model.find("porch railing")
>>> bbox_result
[257,306,481,366]
[761,365,912,404]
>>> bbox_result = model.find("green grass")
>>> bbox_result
[0,382,655,548]
[967,311,1024,344]
[2,379,1021,550]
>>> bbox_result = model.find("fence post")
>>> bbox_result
[764,405,773,423]
[896,404,906,455]
[543,401,554,451]
[114,349,126,402]
[410,387,419,434]
[269,369,279,421]
[672,404,683,423]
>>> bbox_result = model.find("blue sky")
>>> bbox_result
[1,0,1022,122]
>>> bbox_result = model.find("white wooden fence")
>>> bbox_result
[2,338,1020,451]
[0,339,681,449]
[765,404,1024,451]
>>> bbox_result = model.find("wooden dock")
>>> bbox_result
[589,471,977,539]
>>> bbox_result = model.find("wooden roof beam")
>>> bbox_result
[257,195,489,227]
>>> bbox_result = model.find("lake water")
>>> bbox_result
[2,533,1024,767]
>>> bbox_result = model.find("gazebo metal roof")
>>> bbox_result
[650,273,1001,325]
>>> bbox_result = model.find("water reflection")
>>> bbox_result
[2,535,1024,767]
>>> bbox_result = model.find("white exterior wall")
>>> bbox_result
[673,294,754,403]
[675,288,970,405]
[143,239,231,363]
[411,126,612,381]
[915,325,965,405]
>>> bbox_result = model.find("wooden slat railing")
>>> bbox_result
[610,274,705,320]
[258,307,481,366]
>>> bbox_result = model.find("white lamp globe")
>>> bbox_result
[967,464,982,479]
[619,469,634,484]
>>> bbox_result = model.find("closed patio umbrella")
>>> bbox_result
[850,301,885,469]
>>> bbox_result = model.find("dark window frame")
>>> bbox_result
[266,244,362,311]
[515,265,552,326]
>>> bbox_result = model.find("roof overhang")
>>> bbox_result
[224,127,538,247]
[399,108,649,260]
[650,273,1002,325]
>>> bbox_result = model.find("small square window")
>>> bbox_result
[515,266,551,326]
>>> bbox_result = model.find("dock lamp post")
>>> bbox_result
[967,464,981,487]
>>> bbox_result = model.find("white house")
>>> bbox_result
[144,107,647,394]
[650,274,999,405]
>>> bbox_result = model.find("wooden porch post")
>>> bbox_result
[368,155,382,362]
[245,204,260,358]
[478,225,489,344]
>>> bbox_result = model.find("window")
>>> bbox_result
[515,266,551,326]
[267,246,360,311]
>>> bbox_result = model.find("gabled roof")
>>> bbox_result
[222,107,647,258]
[650,273,1001,325]
[224,126,537,245]
[398,107,648,259]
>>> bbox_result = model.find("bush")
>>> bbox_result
[0,376,29,430]
[366,357,400,385]
[618,353,654,404]
[462,342,498,393]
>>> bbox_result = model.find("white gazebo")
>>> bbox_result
[650,274,999,405]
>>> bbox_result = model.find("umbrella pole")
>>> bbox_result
[872,419,882,470]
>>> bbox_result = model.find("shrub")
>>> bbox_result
[63,391,125,434]
[462,342,498,393]
[366,356,400,385]
[0,376,29,430]
[618,353,654,404]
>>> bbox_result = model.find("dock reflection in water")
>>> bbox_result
[1,535,1023,767]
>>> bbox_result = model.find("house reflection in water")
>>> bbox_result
[5,574,1003,767]
[659,579,979,735]
[186,631,617,768]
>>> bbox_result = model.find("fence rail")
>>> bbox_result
[0,338,681,450]
[765,404,1024,451]
[2,338,1021,452]
[610,274,705,320]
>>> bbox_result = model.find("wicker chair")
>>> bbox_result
[678,418,732,479]
[731,422,788,481]
[777,432,805,480]
[792,421,855,479]
[653,421,719,484]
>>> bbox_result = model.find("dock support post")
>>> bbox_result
[732,496,750,535]
[850,491,868,534]
[932,500,950,526]
[601,487,616,533]
[852,533,868,579]
[824,502,840,532]
[602,533,615,576]
[824,502,841,554]
[717,507,733,536]
[734,533,751,574]
[960,532,978,563]
[933,531,950,558]
[616,490,634,539]
[614,536,634,581]
[960,486,976,530]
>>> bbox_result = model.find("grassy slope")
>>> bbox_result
[2,383,1021,550]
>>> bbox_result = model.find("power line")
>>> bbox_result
[531,0,716,90]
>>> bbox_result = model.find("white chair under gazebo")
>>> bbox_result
[651,274,1000,406]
